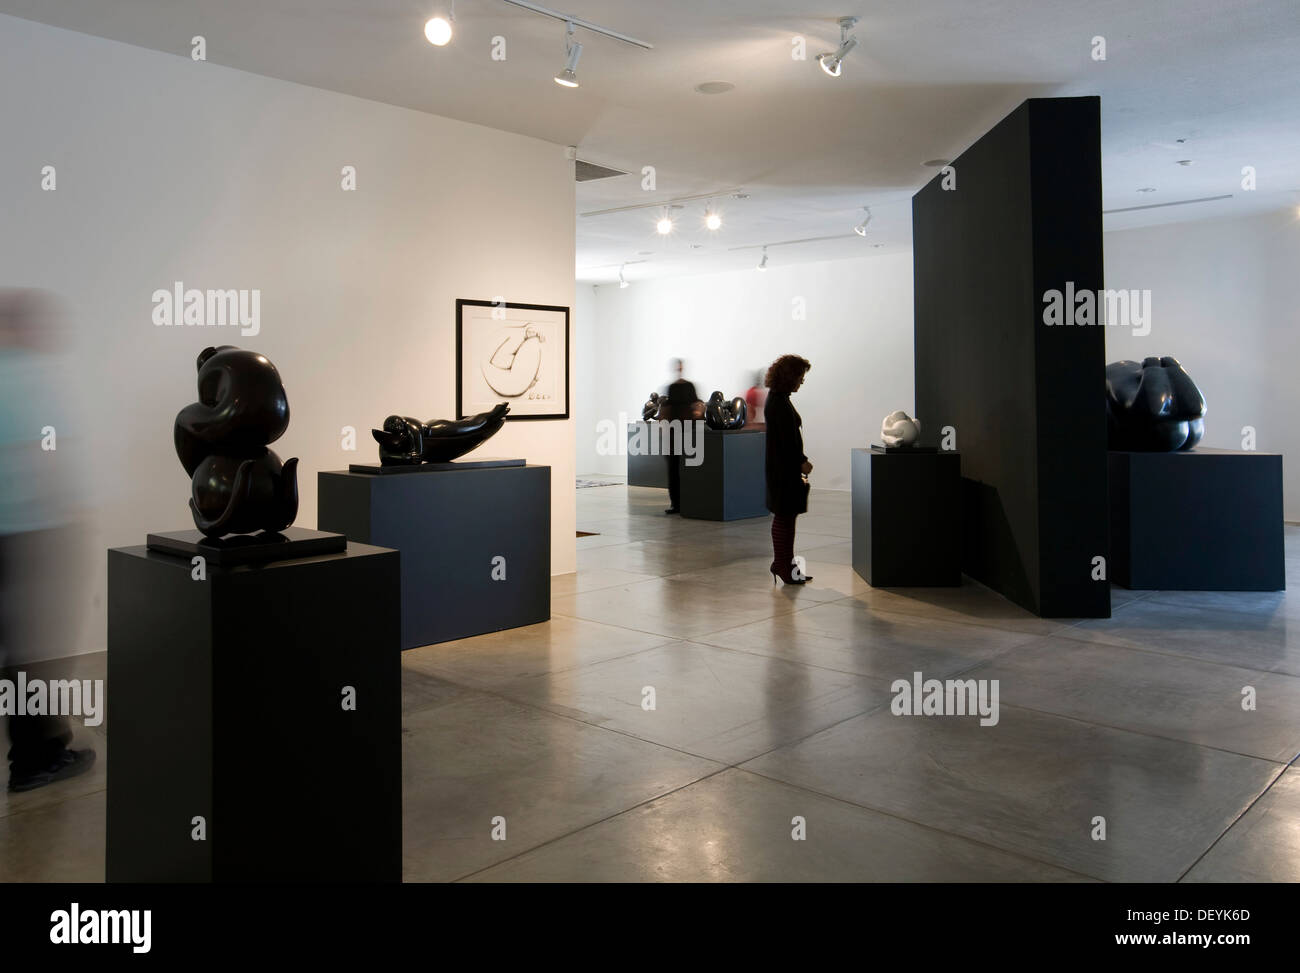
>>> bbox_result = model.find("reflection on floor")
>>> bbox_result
[4,485,1300,882]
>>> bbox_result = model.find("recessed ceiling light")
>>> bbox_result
[1138,187,1157,193]
[695,81,735,95]
[1176,159,1194,166]
[922,159,949,168]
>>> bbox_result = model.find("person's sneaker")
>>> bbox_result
[8,748,97,793]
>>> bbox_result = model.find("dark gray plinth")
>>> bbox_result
[627,422,668,488]
[679,428,767,521]
[852,447,962,586]
[107,541,401,882]
[1109,448,1285,590]
[318,464,550,648]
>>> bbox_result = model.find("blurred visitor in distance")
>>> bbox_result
[745,368,767,428]
[0,289,95,792]
[659,357,699,515]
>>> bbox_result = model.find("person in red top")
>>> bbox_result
[744,369,767,428]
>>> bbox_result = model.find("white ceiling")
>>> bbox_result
[5,0,1298,283]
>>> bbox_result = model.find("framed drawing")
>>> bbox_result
[456,299,570,421]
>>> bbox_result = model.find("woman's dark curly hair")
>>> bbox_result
[764,354,811,395]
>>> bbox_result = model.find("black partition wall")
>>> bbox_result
[913,96,1110,618]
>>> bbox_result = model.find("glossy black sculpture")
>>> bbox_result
[704,391,748,430]
[373,403,510,466]
[174,346,299,537]
[1106,356,1206,451]
[642,392,661,422]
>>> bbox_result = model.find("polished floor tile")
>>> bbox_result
[975,636,1300,762]
[498,639,886,764]
[402,690,720,882]
[403,614,674,690]
[741,703,1281,881]
[1066,597,1300,676]
[551,576,807,640]
[697,598,1040,678]
[843,577,1079,637]
[468,768,1092,882]
[1184,768,1300,882]
[0,790,105,883]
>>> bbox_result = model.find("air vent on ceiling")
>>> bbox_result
[575,159,630,182]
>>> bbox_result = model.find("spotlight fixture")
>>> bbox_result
[853,206,873,236]
[817,17,859,77]
[554,21,583,87]
[757,246,769,271]
[704,203,722,231]
[618,264,629,288]
[424,3,454,46]
[656,210,675,235]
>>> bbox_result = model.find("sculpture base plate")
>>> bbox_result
[349,457,526,475]
[871,444,939,453]
[145,527,347,566]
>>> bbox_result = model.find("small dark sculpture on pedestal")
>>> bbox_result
[372,402,510,466]
[174,346,299,537]
[641,393,661,422]
[1106,356,1207,451]
[705,391,748,430]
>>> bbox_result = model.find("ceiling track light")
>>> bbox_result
[703,201,722,231]
[618,264,629,287]
[817,16,859,77]
[757,246,769,271]
[496,0,653,49]
[424,2,454,46]
[656,209,675,235]
[853,206,873,236]
[554,20,583,87]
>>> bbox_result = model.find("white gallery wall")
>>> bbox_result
[0,15,577,659]
[1103,208,1300,517]
[580,208,1300,518]
[581,252,917,491]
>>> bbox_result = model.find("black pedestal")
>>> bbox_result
[318,464,550,648]
[627,423,668,488]
[1109,448,1285,590]
[852,447,962,586]
[107,541,401,882]
[679,428,767,521]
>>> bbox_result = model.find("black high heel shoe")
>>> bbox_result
[770,567,807,586]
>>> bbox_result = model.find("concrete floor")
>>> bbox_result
[3,484,1300,881]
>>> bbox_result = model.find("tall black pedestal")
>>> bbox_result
[627,422,668,488]
[107,541,401,882]
[679,428,767,521]
[1109,448,1285,590]
[318,464,550,648]
[852,447,962,586]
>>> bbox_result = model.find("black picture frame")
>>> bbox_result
[456,298,570,421]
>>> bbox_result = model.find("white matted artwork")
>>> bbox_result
[456,299,570,421]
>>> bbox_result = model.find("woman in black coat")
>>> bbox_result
[764,354,813,584]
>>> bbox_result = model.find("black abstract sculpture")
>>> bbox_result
[372,403,510,466]
[642,392,661,422]
[705,391,748,430]
[1106,356,1207,451]
[174,346,299,537]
